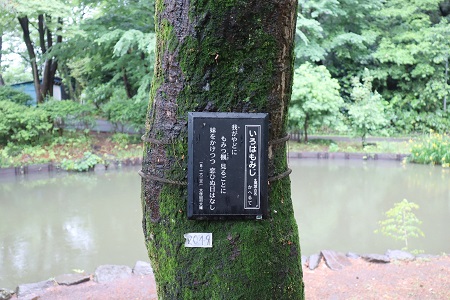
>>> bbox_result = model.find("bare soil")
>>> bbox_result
[15,256,450,300]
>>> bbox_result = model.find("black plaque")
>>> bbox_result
[188,112,268,220]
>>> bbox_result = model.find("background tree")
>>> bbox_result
[2,0,75,103]
[295,0,383,88]
[56,0,156,104]
[141,0,304,299]
[347,73,390,146]
[372,0,449,132]
[0,2,17,86]
[289,62,344,142]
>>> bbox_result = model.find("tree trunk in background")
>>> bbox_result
[303,116,309,143]
[18,15,61,103]
[141,0,304,299]
[0,34,5,86]
[18,16,42,103]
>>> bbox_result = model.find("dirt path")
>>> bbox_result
[304,256,450,300]
[14,256,450,300]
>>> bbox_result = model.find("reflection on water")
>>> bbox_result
[1,160,449,289]
[290,159,450,256]
[0,168,148,290]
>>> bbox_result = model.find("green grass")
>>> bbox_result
[288,138,411,154]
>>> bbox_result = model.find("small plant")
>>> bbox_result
[61,152,103,172]
[111,133,132,148]
[328,143,340,152]
[375,199,424,251]
[409,131,450,167]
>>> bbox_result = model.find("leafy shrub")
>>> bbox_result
[0,144,53,167]
[0,100,52,145]
[60,151,103,172]
[394,110,450,134]
[50,133,91,148]
[0,86,33,106]
[409,131,450,167]
[110,132,138,148]
[102,96,147,133]
[41,99,96,134]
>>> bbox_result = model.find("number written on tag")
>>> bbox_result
[184,233,212,248]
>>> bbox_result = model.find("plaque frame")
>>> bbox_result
[187,112,269,220]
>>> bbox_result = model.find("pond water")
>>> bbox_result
[1,160,449,289]
[0,168,148,290]
[291,159,450,257]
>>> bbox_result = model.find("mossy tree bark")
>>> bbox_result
[141,0,304,299]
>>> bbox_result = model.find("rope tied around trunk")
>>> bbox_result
[139,135,292,184]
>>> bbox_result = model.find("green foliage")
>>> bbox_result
[289,62,344,141]
[110,132,141,148]
[40,99,95,134]
[0,144,55,167]
[50,132,91,148]
[293,0,449,134]
[372,0,449,131]
[347,73,390,146]
[56,0,155,102]
[409,131,450,167]
[0,86,32,105]
[101,95,147,133]
[375,199,425,251]
[394,110,450,134]
[328,143,340,152]
[295,0,382,65]
[60,151,102,172]
[1,62,34,85]
[0,100,52,145]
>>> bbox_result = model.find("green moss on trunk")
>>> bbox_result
[141,0,304,299]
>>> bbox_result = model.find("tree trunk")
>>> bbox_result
[141,1,304,299]
[0,34,5,86]
[445,54,448,112]
[18,14,61,103]
[18,16,42,103]
[303,117,309,143]
[122,67,133,98]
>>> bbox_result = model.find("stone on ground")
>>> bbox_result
[308,253,322,270]
[133,261,153,276]
[94,265,132,283]
[361,253,390,263]
[0,288,14,300]
[55,273,91,286]
[385,249,415,261]
[301,255,308,266]
[16,280,55,298]
[321,250,352,270]
[346,252,360,259]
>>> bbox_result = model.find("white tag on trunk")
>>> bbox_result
[184,233,212,248]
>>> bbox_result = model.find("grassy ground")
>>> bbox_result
[288,136,412,154]
[0,132,143,169]
[0,132,416,169]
